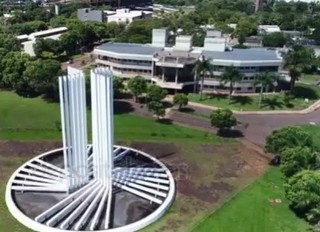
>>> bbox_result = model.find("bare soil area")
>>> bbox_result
[0,140,270,232]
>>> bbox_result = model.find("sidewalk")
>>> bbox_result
[165,96,320,115]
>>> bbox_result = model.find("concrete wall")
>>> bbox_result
[77,8,104,22]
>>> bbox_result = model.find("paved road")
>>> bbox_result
[60,54,94,70]
[172,105,320,147]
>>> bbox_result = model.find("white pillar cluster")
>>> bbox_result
[59,73,88,192]
[90,68,114,184]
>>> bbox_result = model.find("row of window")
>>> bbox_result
[99,56,278,72]
[113,67,152,73]
[203,85,254,91]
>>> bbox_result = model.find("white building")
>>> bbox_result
[94,29,283,93]
[258,25,281,34]
[105,8,152,24]
[17,27,67,56]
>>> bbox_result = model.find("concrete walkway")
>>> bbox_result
[168,104,320,147]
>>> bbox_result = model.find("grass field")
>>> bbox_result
[301,73,320,84]
[0,91,225,143]
[192,168,311,232]
[188,83,320,111]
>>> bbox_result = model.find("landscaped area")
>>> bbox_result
[0,90,268,232]
[192,168,311,232]
[301,73,320,84]
[188,83,320,111]
[1,90,319,232]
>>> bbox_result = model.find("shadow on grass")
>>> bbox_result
[179,107,195,113]
[163,101,173,109]
[292,85,319,100]
[261,97,284,110]
[156,118,173,125]
[203,93,228,101]
[218,129,244,138]
[114,100,134,115]
[231,96,253,106]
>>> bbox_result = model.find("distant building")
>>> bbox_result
[77,8,104,22]
[77,8,152,23]
[17,27,67,56]
[87,0,151,7]
[258,25,281,34]
[94,29,282,94]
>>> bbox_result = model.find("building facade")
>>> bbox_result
[94,29,283,93]
[77,8,152,23]
[17,27,67,56]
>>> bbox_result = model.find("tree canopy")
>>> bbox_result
[285,170,320,221]
[210,109,237,134]
[280,146,317,178]
[265,126,314,155]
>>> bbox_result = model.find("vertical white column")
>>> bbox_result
[90,68,114,229]
[59,77,69,193]
[59,72,88,192]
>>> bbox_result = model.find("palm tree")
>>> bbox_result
[254,72,277,108]
[220,66,243,103]
[193,56,213,100]
[283,45,315,91]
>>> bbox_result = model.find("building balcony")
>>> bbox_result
[95,59,152,70]
[155,62,184,68]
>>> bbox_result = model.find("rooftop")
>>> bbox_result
[29,27,67,38]
[95,43,163,55]
[203,48,281,61]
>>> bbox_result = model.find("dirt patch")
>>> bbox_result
[130,142,178,159]
[0,140,62,157]
[178,180,234,203]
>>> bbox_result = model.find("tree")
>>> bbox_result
[147,101,165,120]
[285,170,320,220]
[127,76,147,102]
[1,52,34,96]
[280,146,317,178]
[147,85,167,102]
[210,109,237,134]
[113,76,124,99]
[0,34,20,51]
[238,33,246,45]
[235,16,257,36]
[284,45,316,90]
[173,93,188,110]
[23,59,62,101]
[254,72,277,107]
[265,126,313,156]
[49,16,67,28]
[193,56,213,100]
[262,32,288,47]
[221,66,244,103]
[33,38,62,58]
[59,31,79,55]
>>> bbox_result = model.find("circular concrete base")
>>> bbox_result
[6,145,175,232]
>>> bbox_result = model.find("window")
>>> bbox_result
[236,87,241,91]
[248,87,253,91]
[243,77,248,80]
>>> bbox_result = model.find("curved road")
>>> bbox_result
[169,105,320,147]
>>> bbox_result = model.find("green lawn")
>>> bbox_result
[300,124,320,151]
[193,168,311,232]
[188,83,320,111]
[0,91,225,144]
[301,73,320,84]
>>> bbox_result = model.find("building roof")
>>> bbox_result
[29,27,67,38]
[16,34,29,40]
[203,48,281,61]
[95,43,162,56]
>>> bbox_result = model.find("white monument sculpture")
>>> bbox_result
[6,68,175,232]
